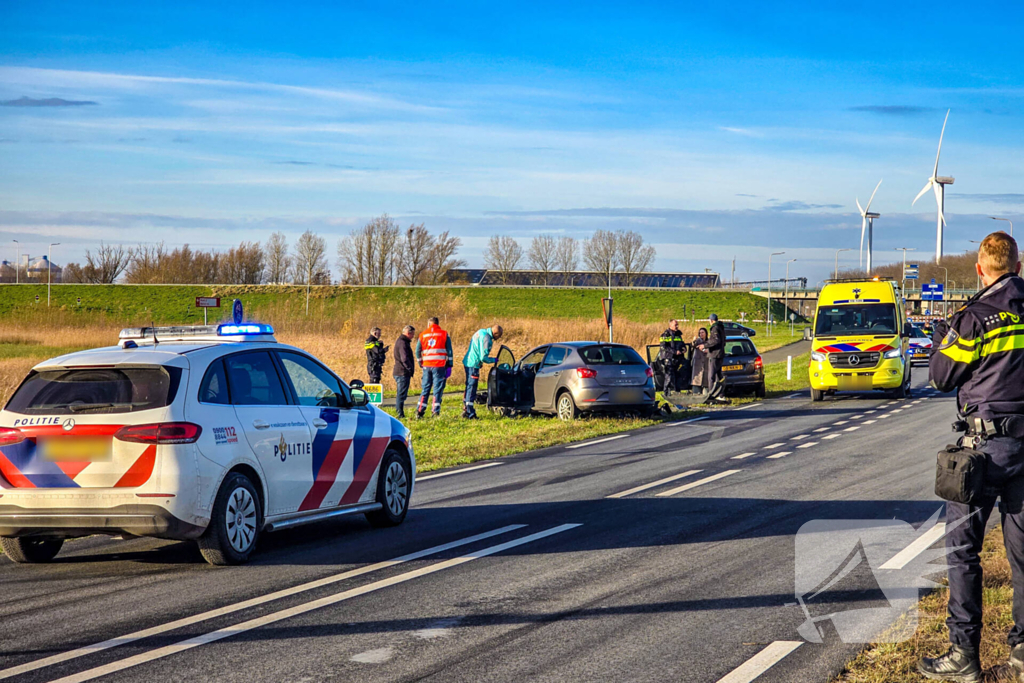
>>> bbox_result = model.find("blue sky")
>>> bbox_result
[2,1,1023,283]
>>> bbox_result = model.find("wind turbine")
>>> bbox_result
[856,179,883,273]
[913,109,955,263]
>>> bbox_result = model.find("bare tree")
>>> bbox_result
[221,241,266,284]
[336,214,401,285]
[528,235,557,285]
[583,230,619,286]
[264,232,290,284]
[397,223,433,285]
[555,236,579,285]
[616,230,656,286]
[80,243,132,283]
[484,235,523,285]
[293,230,329,314]
[62,262,86,283]
[427,230,465,284]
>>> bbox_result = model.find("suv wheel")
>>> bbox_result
[557,392,580,421]
[197,472,262,566]
[366,448,411,528]
[755,382,766,399]
[1,537,63,564]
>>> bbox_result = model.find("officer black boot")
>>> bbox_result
[1008,643,1024,678]
[917,644,982,682]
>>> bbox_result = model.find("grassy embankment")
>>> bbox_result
[838,526,1014,682]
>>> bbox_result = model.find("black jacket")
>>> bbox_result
[930,273,1024,419]
[365,335,387,372]
[392,335,415,378]
[706,321,726,361]
[659,328,687,354]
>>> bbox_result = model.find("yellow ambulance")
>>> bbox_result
[808,278,913,401]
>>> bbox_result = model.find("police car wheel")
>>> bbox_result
[198,473,262,566]
[557,392,580,421]
[0,536,63,564]
[366,448,411,528]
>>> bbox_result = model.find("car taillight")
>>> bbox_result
[576,367,597,379]
[114,422,202,445]
[0,427,25,447]
[754,356,763,370]
[645,367,654,378]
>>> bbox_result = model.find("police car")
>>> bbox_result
[909,325,933,366]
[0,323,414,565]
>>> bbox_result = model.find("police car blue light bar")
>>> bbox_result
[218,323,274,336]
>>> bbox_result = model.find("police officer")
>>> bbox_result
[658,319,688,394]
[364,327,388,384]
[919,231,1024,682]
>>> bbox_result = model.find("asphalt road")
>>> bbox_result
[1,369,956,683]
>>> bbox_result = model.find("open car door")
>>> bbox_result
[646,345,665,389]
[487,346,518,409]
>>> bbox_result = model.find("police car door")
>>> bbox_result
[224,350,313,517]
[487,346,518,408]
[275,351,358,512]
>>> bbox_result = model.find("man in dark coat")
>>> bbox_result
[703,314,727,403]
[392,325,416,418]
[364,327,388,384]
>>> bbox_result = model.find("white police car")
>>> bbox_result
[0,323,414,565]
[909,325,933,366]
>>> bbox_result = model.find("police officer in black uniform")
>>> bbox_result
[919,231,1024,682]
[658,319,689,394]
[364,327,389,384]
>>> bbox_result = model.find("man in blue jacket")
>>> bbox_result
[462,325,503,419]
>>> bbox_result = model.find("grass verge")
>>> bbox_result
[837,526,1014,682]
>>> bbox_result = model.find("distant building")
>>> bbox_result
[446,269,720,288]
[26,255,62,282]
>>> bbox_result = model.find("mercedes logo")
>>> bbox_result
[848,355,861,366]
[62,418,75,431]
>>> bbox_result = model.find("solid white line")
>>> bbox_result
[766,451,792,459]
[48,525,581,683]
[862,419,877,425]
[844,426,861,432]
[731,452,757,460]
[796,442,817,449]
[822,434,841,440]
[880,523,947,570]
[764,442,785,449]
[607,470,702,498]
[813,427,829,433]
[733,404,757,411]
[673,416,710,426]
[565,434,630,449]
[657,470,741,496]
[0,525,527,681]
[791,434,809,440]
[717,641,803,683]
[417,462,502,481]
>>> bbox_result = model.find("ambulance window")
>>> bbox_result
[224,352,289,406]
[277,352,345,408]
[199,359,230,405]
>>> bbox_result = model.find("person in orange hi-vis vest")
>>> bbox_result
[415,316,454,417]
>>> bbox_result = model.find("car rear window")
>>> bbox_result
[579,345,645,365]
[5,366,183,415]
[725,340,756,356]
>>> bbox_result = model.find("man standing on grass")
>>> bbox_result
[392,325,416,419]
[658,319,688,395]
[416,317,453,418]
[699,313,728,404]
[462,325,503,419]
[919,231,1024,682]
[364,327,388,384]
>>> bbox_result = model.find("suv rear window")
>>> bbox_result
[579,345,645,365]
[5,366,183,415]
[725,339,756,356]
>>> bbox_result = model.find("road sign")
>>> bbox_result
[363,383,383,406]
[904,264,919,280]
[922,282,944,301]
[232,299,243,324]
[195,296,221,308]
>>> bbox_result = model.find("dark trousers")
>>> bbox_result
[367,366,382,384]
[394,375,411,417]
[464,365,480,417]
[706,356,725,398]
[945,435,1024,649]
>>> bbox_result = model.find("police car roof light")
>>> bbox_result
[217,323,274,336]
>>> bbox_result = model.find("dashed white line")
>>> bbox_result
[891,409,903,413]
[607,470,702,499]
[862,420,878,425]
[813,427,829,433]
[865,410,877,414]
[417,462,503,481]
[657,470,741,496]
[766,451,792,459]
[716,641,803,683]
[833,420,849,426]
[880,523,947,570]
[731,452,757,460]
[764,442,785,449]
[878,414,891,419]
[844,426,861,432]
[822,433,841,440]
[851,414,864,420]
[791,434,810,440]
[797,442,817,449]
[566,434,630,449]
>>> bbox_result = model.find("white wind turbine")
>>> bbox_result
[856,179,883,273]
[912,109,955,264]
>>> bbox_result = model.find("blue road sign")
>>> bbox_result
[904,263,919,280]
[922,283,944,301]
[232,298,243,324]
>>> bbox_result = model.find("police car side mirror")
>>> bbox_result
[350,388,370,407]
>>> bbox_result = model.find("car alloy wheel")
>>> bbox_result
[384,459,409,516]
[226,486,258,554]
[558,393,578,421]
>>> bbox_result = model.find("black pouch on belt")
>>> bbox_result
[935,444,987,505]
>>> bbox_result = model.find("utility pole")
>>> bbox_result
[767,251,784,336]
[784,258,797,326]
[939,266,949,318]
[47,242,60,307]
[991,216,1014,237]
[834,248,851,279]
[894,247,916,300]
[12,240,19,285]
[731,256,736,286]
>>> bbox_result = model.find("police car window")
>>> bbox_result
[6,366,182,415]
[543,347,568,366]
[277,352,343,408]
[814,304,898,336]
[224,352,289,406]
[199,359,230,405]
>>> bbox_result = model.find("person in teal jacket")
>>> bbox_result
[462,325,503,419]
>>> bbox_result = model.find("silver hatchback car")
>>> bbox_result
[486,342,657,420]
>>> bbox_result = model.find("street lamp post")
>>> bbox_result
[991,216,1014,237]
[12,240,19,285]
[939,266,949,318]
[784,258,797,328]
[47,242,59,307]
[894,247,916,301]
[767,251,785,336]
[834,248,851,279]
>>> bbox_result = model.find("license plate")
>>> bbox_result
[39,437,112,462]
[723,364,743,371]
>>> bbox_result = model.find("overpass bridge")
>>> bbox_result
[749,287,974,318]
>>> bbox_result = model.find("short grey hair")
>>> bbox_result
[402,325,415,334]
[709,313,718,322]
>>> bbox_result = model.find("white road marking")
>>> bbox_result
[673,416,711,426]
[891,409,903,413]
[851,414,864,419]
[844,426,861,432]
[878,414,891,419]
[862,420,877,425]
[880,523,947,570]
[717,641,803,683]
[733,404,758,411]
[417,462,503,481]
[351,647,394,664]
[813,427,830,433]
[764,442,785,449]
[657,470,741,496]
[865,410,876,414]
[797,442,817,449]
[791,434,809,440]
[731,453,758,460]
[566,434,630,449]
[766,451,792,459]
[833,420,849,426]
[47,525,582,683]
[784,393,802,398]
[607,470,703,498]
[822,434,841,440]
[0,525,526,681]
